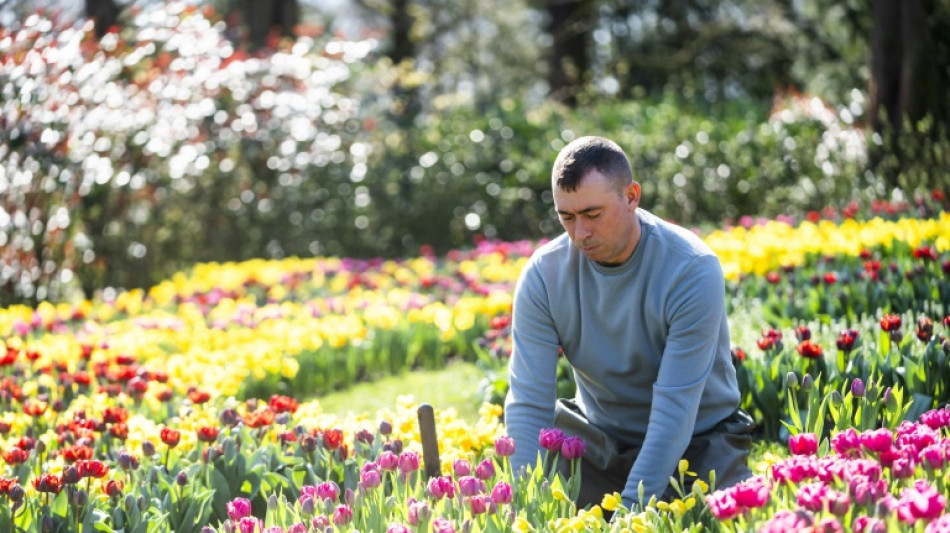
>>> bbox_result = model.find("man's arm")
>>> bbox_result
[504,261,562,474]
[622,254,728,505]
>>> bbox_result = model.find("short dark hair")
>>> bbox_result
[552,136,633,193]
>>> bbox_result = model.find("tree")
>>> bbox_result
[867,0,950,190]
[85,0,120,38]
[236,0,300,50]
[539,0,597,106]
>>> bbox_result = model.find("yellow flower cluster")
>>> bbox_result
[706,212,950,280]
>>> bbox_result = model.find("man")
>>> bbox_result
[504,136,753,509]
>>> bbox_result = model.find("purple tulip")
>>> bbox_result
[538,428,565,452]
[560,436,586,460]
[494,436,515,457]
[227,497,252,521]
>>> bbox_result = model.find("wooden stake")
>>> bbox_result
[417,403,441,478]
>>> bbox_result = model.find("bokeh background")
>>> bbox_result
[1,0,948,305]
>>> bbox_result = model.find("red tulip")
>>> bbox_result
[196,426,220,443]
[796,340,823,359]
[268,394,299,414]
[160,427,181,448]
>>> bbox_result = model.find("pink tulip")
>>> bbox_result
[831,428,861,456]
[378,450,399,471]
[468,494,490,515]
[490,481,513,505]
[538,428,565,452]
[311,516,330,530]
[361,468,382,489]
[315,481,339,503]
[560,436,586,460]
[431,517,456,533]
[925,515,950,533]
[474,459,495,480]
[705,490,741,520]
[896,481,946,523]
[452,459,471,477]
[427,476,456,500]
[387,525,412,533]
[758,509,814,533]
[859,428,893,453]
[494,436,515,457]
[227,498,253,520]
[853,516,887,533]
[237,517,262,533]
[789,433,818,455]
[332,504,353,526]
[398,451,421,474]
[286,523,307,533]
[407,498,432,526]
[458,476,484,497]
[797,482,830,513]
[731,476,770,508]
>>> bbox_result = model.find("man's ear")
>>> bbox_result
[625,181,641,209]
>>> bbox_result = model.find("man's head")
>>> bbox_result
[552,136,642,266]
[552,136,633,195]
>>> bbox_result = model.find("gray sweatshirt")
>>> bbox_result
[504,208,740,505]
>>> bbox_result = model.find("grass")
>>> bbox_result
[315,360,487,423]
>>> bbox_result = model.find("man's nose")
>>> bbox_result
[575,218,592,239]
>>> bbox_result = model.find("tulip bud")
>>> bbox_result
[202,527,216,533]
[276,413,290,425]
[63,466,81,485]
[801,374,814,391]
[125,493,136,513]
[299,495,316,517]
[220,408,239,427]
[786,372,800,391]
[850,379,866,398]
[176,471,188,486]
[141,440,156,458]
[883,387,897,411]
[830,390,843,406]
[379,420,393,436]
[8,484,24,503]
[268,493,279,512]
[41,514,54,533]
[73,489,87,507]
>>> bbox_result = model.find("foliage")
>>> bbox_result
[0,1,903,307]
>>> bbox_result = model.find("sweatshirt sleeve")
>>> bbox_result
[504,259,562,475]
[622,255,727,505]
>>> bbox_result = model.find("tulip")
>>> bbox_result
[332,504,353,526]
[227,497,253,520]
[560,435,586,460]
[474,459,495,480]
[160,427,180,448]
[789,433,818,455]
[495,436,515,457]
[850,378,866,398]
[458,476,484,497]
[490,481,513,505]
[427,476,455,500]
[538,428,565,452]
[398,451,420,474]
[452,459,471,477]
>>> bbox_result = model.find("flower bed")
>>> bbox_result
[0,211,948,531]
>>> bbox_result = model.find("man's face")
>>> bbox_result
[553,170,641,266]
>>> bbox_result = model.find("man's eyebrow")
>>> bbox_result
[556,205,603,215]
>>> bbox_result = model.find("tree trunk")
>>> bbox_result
[242,0,300,50]
[868,0,948,186]
[543,0,596,106]
[84,0,120,38]
[389,0,416,64]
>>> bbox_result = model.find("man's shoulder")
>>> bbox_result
[639,210,715,261]
[529,233,573,264]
